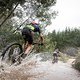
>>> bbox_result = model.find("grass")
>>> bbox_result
[58,52,71,63]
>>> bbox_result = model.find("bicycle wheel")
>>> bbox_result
[1,42,23,65]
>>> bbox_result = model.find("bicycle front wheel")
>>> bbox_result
[1,42,23,65]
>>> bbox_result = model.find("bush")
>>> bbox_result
[62,47,78,56]
[73,55,80,71]
[58,52,70,62]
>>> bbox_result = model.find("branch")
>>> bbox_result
[13,5,40,33]
[0,2,19,28]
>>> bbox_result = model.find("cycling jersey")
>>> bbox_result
[26,25,34,31]
[22,23,41,44]
[32,24,41,33]
[25,24,41,33]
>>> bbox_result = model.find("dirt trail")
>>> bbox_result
[0,57,80,80]
[34,60,80,80]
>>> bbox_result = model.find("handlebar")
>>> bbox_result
[32,42,44,45]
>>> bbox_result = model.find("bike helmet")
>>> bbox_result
[31,21,36,24]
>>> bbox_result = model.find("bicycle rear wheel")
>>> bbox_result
[1,42,23,65]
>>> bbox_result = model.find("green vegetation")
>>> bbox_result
[44,28,80,71]
[0,24,22,49]
[72,51,80,71]
[0,0,57,28]
[45,28,80,51]
[58,52,70,62]
[74,56,80,71]
[0,0,57,51]
[0,0,80,71]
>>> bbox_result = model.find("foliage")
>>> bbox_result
[58,52,71,62]
[37,0,56,7]
[0,0,57,27]
[0,0,25,12]
[42,34,56,52]
[0,21,22,50]
[0,0,57,50]
[47,28,80,51]
[73,54,80,71]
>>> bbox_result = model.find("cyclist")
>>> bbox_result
[21,20,44,57]
[52,48,59,63]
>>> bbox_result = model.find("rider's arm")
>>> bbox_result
[40,33,44,44]
[38,29,44,45]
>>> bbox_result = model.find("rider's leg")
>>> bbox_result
[24,32,33,55]
[55,54,58,62]
[22,42,28,52]
[24,44,32,54]
[21,27,33,58]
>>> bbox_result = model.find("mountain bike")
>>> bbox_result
[0,42,42,66]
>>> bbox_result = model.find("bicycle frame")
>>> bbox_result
[0,42,42,66]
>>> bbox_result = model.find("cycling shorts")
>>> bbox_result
[21,27,33,44]
[53,53,58,57]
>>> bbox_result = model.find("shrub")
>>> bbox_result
[73,55,80,71]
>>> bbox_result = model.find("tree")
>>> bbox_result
[47,28,80,51]
[0,0,57,27]
[0,0,57,50]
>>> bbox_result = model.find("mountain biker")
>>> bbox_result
[21,20,44,57]
[52,48,59,63]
